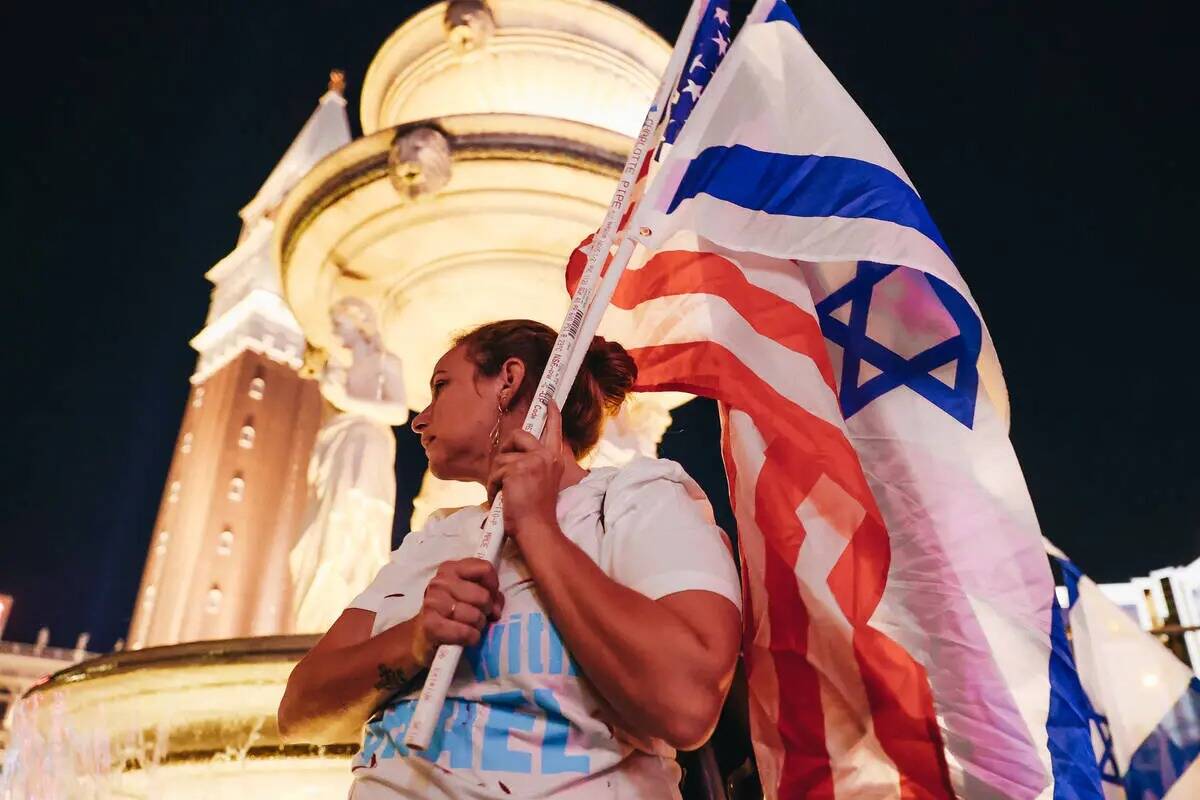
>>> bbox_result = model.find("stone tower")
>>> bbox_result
[127,79,352,648]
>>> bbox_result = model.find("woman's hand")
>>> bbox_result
[411,558,504,666]
[487,402,567,542]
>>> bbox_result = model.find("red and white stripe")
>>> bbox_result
[568,232,956,799]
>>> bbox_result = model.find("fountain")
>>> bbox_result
[1,637,353,798]
[3,1,680,796]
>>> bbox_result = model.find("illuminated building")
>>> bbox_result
[1089,557,1200,671]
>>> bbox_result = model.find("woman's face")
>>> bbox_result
[411,346,521,483]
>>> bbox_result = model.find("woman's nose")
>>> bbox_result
[411,406,430,434]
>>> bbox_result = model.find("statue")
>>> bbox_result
[387,126,452,200]
[289,298,407,633]
[444,0,496,54]
[583,393,673,469]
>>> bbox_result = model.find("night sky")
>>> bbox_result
[2,2,1196,652]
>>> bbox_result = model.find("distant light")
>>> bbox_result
[1142,673,1161,688]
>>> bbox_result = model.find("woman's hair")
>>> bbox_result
[454,319,637,458]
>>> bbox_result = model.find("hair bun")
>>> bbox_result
[583,336,637,413]
[454,319,637,458]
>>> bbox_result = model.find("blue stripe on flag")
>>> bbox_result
[1047,594,1106,799]
[1124,677,1200,800]
[766,0,802,31]
[666,145,952,258]
[1057,555,1084,610]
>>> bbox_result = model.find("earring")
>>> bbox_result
[489,395,506,452]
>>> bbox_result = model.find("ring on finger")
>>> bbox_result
[448,601,458,621]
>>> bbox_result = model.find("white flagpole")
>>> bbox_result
[403,0,710,751]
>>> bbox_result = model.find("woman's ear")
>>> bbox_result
[499,357,526,408]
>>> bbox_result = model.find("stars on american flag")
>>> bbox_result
[711,30,729,56]
[663,1,732,146]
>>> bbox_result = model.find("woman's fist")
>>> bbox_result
[487,402,566,540]
[411,558,504,666]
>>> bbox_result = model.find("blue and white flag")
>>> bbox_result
[1049,543,1200,799]
[585,0,1097,796]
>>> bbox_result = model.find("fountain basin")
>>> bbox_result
[2,636,357,799]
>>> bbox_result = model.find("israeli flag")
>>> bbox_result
[1049,542,1200,798]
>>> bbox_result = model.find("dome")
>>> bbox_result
[360,0,670,139]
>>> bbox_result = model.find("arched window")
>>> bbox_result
[248,376,266,401]
[217,528,234,556]
[227,474,246,502]
[191,386,206,409]
[206,585,223,614]
[167,481,182,503]
[180,432,193,455]
[238,418,256,449]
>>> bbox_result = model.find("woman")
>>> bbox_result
[279,320,742,799]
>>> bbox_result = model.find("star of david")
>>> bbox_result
[816,261,982,428]
[1090,712,1122,786]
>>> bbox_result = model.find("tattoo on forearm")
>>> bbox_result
[374,664,410,692]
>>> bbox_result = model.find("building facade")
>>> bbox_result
[1094,557,1200,671]
[127,82,352,649]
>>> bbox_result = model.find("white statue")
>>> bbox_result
[289,298,407,633]
[582,393,673,469]
[318,298,409,425]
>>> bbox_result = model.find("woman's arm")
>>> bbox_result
[277,609,424,745]
[278,559,504,744]
[488,405,740,750]
[520,524,740,751]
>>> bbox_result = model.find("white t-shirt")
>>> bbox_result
[345,456,741,800]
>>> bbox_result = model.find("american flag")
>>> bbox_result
[589,0,731,255]
[662,0,731,148]
[571,0,1097,797]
